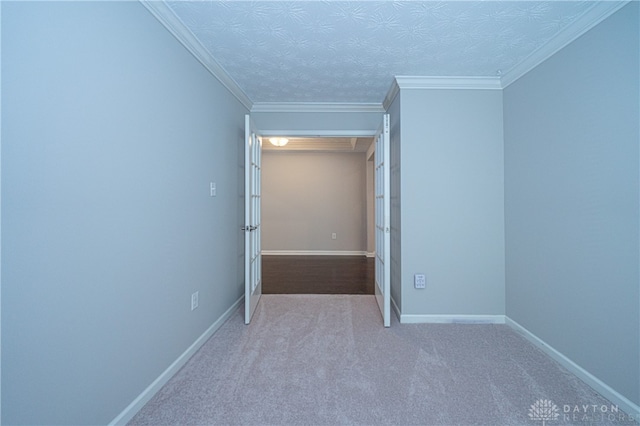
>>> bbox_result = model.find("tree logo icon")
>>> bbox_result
[529,399,560,425]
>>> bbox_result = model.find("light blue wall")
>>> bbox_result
[504,2,639,407]
[1,2,247,424]
[251,110,383,134]
[399,89,505,316]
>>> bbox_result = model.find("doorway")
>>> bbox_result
[259,136,376,295]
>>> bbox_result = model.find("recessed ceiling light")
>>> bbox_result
[269,137,289,147]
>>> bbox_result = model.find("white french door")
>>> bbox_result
[374,114,391,327]
[244,115,262,324]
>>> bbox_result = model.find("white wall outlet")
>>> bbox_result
[191,291,199,311]
[210,182,216,197]
[414,274,426,289]
[331,233,337,240]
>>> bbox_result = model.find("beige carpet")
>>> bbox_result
[129,295,637,425]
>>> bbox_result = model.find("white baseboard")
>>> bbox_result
[366,252,376,258]
[262,250,367,256]
[505,316,640,420]
[109,295,244,425]
[400,314,506,324]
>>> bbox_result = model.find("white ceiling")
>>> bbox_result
[154,1,622,105]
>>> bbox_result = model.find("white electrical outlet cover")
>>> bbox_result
[191,291,199,310]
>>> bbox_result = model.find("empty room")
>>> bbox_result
[261,136,376,296]
[2,1,639,425]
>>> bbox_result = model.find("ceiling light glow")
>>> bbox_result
[269,137,289,147]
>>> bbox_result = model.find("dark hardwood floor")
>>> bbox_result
[262,255,375,295]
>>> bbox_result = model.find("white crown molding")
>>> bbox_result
[395,76,503,90]
[383,76,502,110]
[139,0,253,110]
[251,102,385,114]
[501,1,630,88]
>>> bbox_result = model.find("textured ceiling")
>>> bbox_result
[164,1,601,104]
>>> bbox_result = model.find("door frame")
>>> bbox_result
[256,127,392,326]
[373,114,391,327]
[244,115,262,324]
[258,128,379,261]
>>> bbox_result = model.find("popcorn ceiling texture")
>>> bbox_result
[166,1,595,103]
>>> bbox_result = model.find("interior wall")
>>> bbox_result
[504,2,639,407]
[399,88,505,317]
[1,2,247,424]
[262,151,367,253]
[251,110,383,134]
